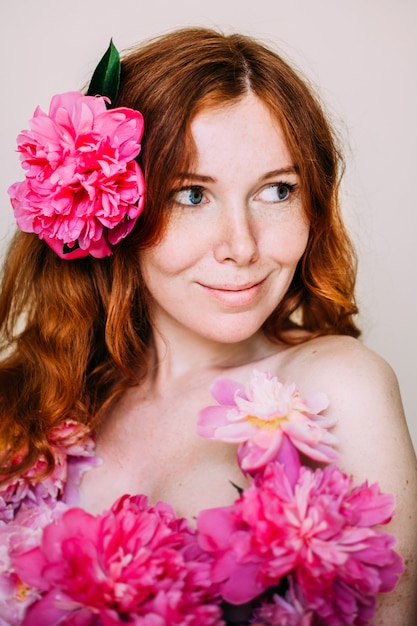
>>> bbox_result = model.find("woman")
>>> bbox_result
[0,27,416,625]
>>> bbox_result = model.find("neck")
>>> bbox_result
[148,320,276,389]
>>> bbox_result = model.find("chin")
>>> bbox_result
[199,323,267,346]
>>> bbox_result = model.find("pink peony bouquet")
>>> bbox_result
[0,371,404,625]
[197,461,402,625]
[196,370,404,625]
[8,91,145,259]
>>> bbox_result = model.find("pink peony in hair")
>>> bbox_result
[8,91,145,259]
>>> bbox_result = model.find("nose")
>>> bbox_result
[213,204,259,265]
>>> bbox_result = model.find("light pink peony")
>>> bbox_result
[13,494,223,625]
[0,502,68,625]
[197,370,337,473]
[8,91,145,259]
[254,580,315,626]
[197,461,404,625]
[0,420,98,522]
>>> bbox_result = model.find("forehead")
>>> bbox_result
[188,93,294,173]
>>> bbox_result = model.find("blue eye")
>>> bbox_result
[174,187,205,206]
[257,183,296,203]
[277,183,291,201]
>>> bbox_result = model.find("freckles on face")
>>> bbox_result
[139,93,309,343]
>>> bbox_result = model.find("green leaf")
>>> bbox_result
[87,39,120,107]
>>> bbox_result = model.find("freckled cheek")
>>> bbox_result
[267,223,309,266]
[139,238,201,279]
[294,228,310,261]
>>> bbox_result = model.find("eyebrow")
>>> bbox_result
[175,173,216,184]
[261,167,299,180]
[176,166,299,184]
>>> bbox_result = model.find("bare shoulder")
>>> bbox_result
[272,334,411,473]
[271,334,417,625]
[273,335,401,414]
[277,333,395,383]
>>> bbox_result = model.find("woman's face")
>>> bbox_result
[140,93,309,346]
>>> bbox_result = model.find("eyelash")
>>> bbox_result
[173,186,206,206]
[258,182,297,203]
[172,181,298,207]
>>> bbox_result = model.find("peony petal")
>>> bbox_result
[196,406,234,438]
[303,391,330,414]
[211,421,254,443]
[344,483,395,527]
[22,590,89,626]
[210,378,245,405]
[274,436,301,487]
[13,547,50,591]
[197,506,235,553]
[220,561,265,604]
[238,438,281,472]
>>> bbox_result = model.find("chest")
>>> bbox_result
[79,387,249,521]
[78,344,322,519]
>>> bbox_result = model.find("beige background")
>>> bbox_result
[1,0,416,450]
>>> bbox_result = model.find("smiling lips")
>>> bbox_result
[198,280,266,307]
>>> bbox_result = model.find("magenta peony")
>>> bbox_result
[197,461,404,625]
[13,494,223,625]
[197,369,337,473]
[8,92,145,259]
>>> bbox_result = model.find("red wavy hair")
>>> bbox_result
[0,27,359,480]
